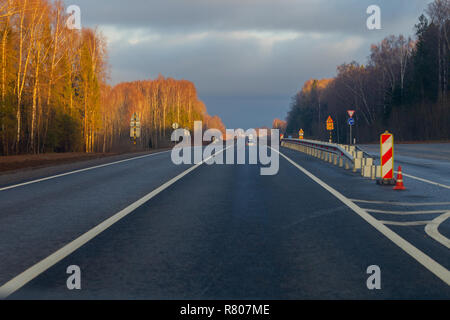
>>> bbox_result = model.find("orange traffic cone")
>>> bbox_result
[394,166,406,190]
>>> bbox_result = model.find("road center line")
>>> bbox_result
[0,150,171,192]
[272,148,450,286]
[0,147,230,299]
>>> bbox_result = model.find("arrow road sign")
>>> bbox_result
[348,118,355,126]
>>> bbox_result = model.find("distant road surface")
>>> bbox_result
[360,143,450,161]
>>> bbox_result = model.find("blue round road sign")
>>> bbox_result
[348,118,355,126]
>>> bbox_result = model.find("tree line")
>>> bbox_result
[284,0,450,143]
[0,0,224,155]
[102,77,226,152]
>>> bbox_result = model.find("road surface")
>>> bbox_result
[0,144,449,299]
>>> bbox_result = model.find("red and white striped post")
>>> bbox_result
[378,131,396,185]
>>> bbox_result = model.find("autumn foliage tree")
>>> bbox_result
[98,77,225,152]
[0,1,224,155]
[0,0,108,154]
[286,0,449,143]
[272,119,287,133]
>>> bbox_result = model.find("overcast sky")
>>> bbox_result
[63,0,429,128]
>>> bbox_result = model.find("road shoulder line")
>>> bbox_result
[0,150,171,192]
[399,172,450,190]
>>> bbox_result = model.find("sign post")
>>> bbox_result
[326,116,334,143]
[347,110,355,145]
[130,113,141,145]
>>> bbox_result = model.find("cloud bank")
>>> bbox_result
[64,0,428,128]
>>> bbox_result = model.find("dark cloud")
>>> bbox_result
[66,0,426,34]
[63,0,429,128]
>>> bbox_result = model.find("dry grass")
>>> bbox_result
[0,153,117,172]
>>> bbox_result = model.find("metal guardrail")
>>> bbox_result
[282,138,354,162]
[355,145,374,159]
[282,138,382,180]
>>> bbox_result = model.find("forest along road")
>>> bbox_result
[0,145,449,299]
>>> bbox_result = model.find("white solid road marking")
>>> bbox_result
[0,147,230,299]
[351,199,450,207]
[0,150,171,192]
[380,220,430,226]
[425,212,450,249]
[366,209,447,215]
[397,171,450,190]
[273,148,450,286]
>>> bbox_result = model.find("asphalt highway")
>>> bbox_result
[0,145,449,299]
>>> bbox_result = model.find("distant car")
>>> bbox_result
[247,134,256,146]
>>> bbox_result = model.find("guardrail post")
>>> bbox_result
[362,165,371,178]
[376,165,382,178]
[371,165,376,180]
[353,158,362,172]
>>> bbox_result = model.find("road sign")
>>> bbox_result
[299,129,304,140]
[326,116,334,131]
[347,110,355,118]
[172,123,179,130]
[381,131,394,180]
[326,116,334,143]
[348,117,355,145]
[130,113,141,140]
